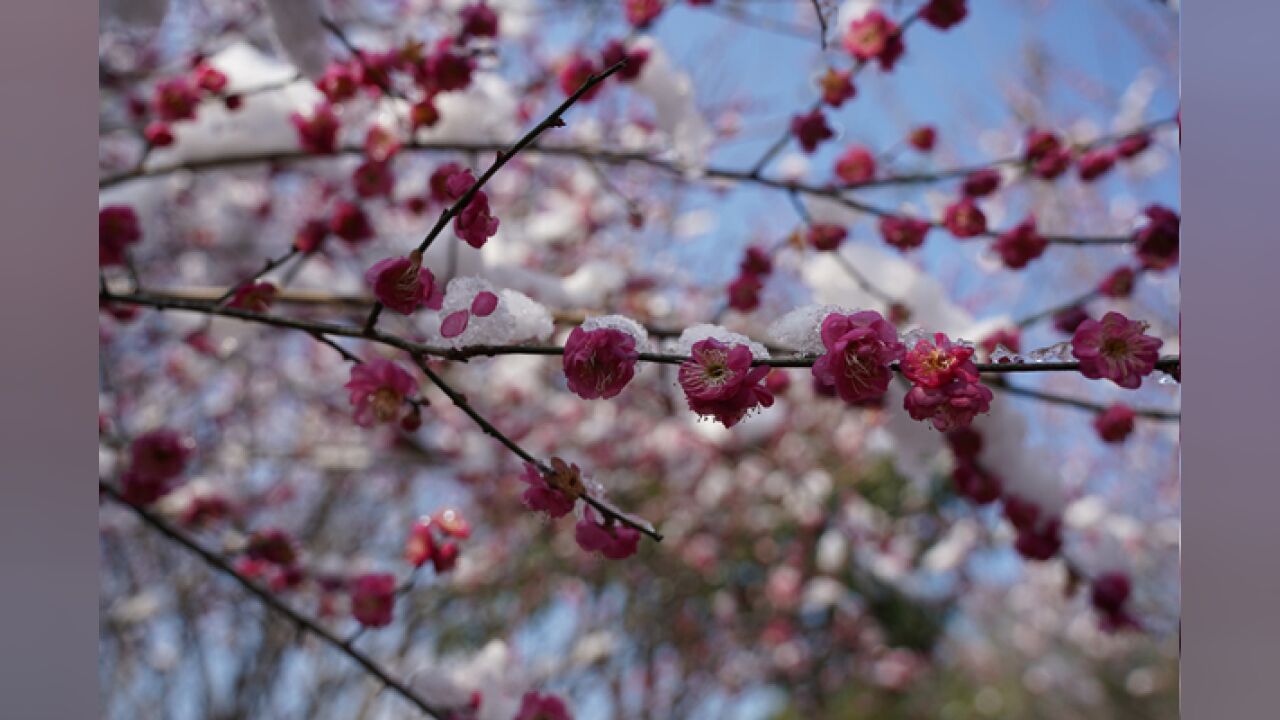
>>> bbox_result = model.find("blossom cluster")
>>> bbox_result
[557,38,649,100]
[280,16,512,256]
[901,332,993,432]
[790,2,970,155]
[405,509,471,575]
[520,460,639,560]
[233,508,470,629]
[131,58,234,148]
[726,245,774,312]
[943,427,1141,632]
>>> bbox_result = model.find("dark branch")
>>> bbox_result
[100,291,1181,423]
[361,57,631,332]
[409,354,664,542]
[99,481,451,719]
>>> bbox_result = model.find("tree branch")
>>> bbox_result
[362,57,632,333]
[99,481,452,719]
[214,248,300,306]
[100,290,1181,416]
[810,0,830,51]
[98,141,1139,245]
[409,354,664,542]
[834,116,1178,191]
[746,6,925,177]
[988,378,1179,421]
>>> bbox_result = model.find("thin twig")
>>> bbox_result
[810,0,830,50]
[319,17,406,100]
[835,116,1178,191]
[310,331,362,363]
[361,57,632,333]
[746,6,926,177]
[988,378,1180,421]
[1014,289,1101,329]
[1013,268,1152,328]
[702,3,815,40]
[95,142,1143,244]
[99,481,451,719]
[786,188,900,306]
[214,248,300,306]
[409,354,664,541]
[103,287,666,539]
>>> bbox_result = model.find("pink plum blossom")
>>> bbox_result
[558,53,603,101]
[1053,305,1091,335]
[1071,311,1163,389]
[575,506,640,560]
[152,77,201,121]
[678,338,775,427]
[520,463,577,518]
[835,145,877,184]
[365,254,437,315]
[1133,204,1180,271]
[961,168,1001,197]
[352,159,394,198]
[624,0,664,28]
[1098,266,1137,298]
[951,462,1002,505]
[879,215,930,252]
[229,281,277,313]
[903,379,994,432]
[1094,403,1137,443]
[740,246,773,275]
[144,122,174,146]
[515,691,572,720]
[727,274,763,312]
[1116,132,1151,158]
[291,103,340,154]
[345,359,417,427]
[100,206,141,267]
[901,333,979,389]
[943,197,987,238]
[601,40,650,82]
[810,310,905,405]
[790,109,834,153]
[922,0,968,30]
[1077,148,1117,182]
[351,573,396,627]
[1091,572,1140,631]
[807,224,847,252]
[908,126,936,151]
[316,62,359,104]
[992,217,1048,269]
[843,11,904,70]
[454,192,500,248]
[405,518,437,567]
[245,528,298,566]
[330,201,374,244]
[458,2,499,39]
[818,67,856,107]
[562,327,639,400]
[129,429,194,483]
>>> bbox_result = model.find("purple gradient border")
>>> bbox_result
[0,2,99,717]
[1181,1,1280,718]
